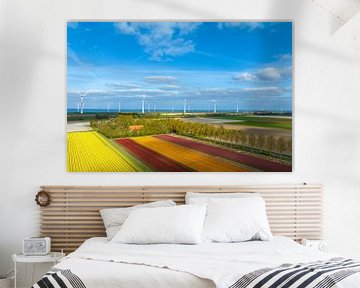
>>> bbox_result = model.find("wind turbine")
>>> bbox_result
[141,95,146,114]
[76,91,87,114]
[183,98,187,114]
[236,99,239,114]
[212,100,217,113]
[118,101,121,113]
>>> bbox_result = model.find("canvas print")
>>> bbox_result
[67,21,292,172]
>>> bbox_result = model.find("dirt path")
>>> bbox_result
[67,121,93,132]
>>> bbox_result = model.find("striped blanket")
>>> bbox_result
[32,258,360,288]
[32,268,86,288]
[230,258,360,288]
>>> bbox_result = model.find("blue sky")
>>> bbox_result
[67,21,292,112]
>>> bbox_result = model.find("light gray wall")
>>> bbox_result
[1,0,360,286]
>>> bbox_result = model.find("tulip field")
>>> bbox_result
[67,131,291,172]
[156,135,292,172]
[116,138,192,172]
[67,131,144,172]
[129,136,250,172]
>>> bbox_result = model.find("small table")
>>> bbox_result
[12,252,65,288]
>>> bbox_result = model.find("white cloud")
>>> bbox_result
[217,22,265,31]
[110,82,140,89]
[68,22,79,29]
[144,76,177,83]
[116,22,138,34]
[256,67,282,81]
[161,84,180,90]
[275,53,292,61]
[68,80,182,99]
[232,72,257,81]
[242,86,283,93]
[114,22,201,61]
[68,83,290,108]
[198,86,285,98]
[233,66,291,82]
[68,89,107,97]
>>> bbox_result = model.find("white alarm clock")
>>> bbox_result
[301,239,328,252]
[23,237,51,255]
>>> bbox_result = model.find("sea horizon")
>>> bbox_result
[67,108,292,114]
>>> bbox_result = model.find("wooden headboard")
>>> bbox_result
[39,184,323,253]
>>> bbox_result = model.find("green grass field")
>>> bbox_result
[212,115,292,130]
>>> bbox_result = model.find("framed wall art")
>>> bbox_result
[67,21,292,172]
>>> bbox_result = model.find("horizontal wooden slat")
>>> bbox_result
[41,216,323,222]
[39,185,323,253]
[43,186,317,189]
[49,197,323,202]
[41,229,106,233]
[42,226,103,230]
[40,208,322,213]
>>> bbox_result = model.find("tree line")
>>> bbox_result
[91,115,292,155]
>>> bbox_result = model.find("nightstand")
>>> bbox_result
[12,252,65,288]
[301,239,328,252]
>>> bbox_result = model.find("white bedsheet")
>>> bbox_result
[54,237,360,288]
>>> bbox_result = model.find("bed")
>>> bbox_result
[33,236,360,288]
[33,185,360,288]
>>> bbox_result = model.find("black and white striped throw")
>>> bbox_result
[229,257,360,288]
[32,268,86,288]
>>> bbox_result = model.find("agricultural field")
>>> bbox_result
[67,131,146,172]
[67,113,292,172]
[209,115,292,130]
[183,115,292,138]
[116,138,192,172]
[67,127,292,172]
[156,135,291,172]
[129,136,251,172]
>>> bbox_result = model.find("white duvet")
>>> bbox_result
[54,237,360,288]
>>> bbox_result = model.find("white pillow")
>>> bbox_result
[202,197,272,243]
[186,192,259,205]
[100,200,176,240]
[111,205,207,244]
